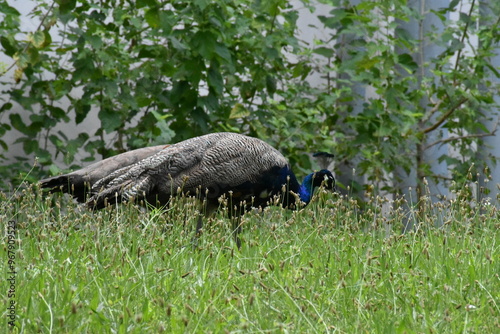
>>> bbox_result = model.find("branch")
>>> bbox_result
[419,98,444,125]
[452,0,476,85]
[433,174,454,181]
[422,96,468,134]
[424,117,499,150]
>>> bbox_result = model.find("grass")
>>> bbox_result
[1,184,499,333]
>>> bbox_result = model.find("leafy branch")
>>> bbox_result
[452,0,475,85]
[0,1,56,78]
[424,117,499,150]
[421,97,468,134]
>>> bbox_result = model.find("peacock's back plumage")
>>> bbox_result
[41,132,335,217]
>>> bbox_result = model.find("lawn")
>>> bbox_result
[2,185,499,333]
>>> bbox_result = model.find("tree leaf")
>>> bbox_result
[14,68,23,83]
[215,43,232,63]
[9,114,29,135]
[136,0,157,9]
[22,138,39,154]
[29,31,46,48]
[266,75,277,95]
[192,30,216,59]
[99,108,122,133]
[229,103,250,119]
[207,66,223,95]
[145,8,160,28]
[0,1,20,16]
[57,0,77,15]
[398,53,418,73]
[459,12,470,24]
[193,0,210,10]
[313,47,335,58]
[448,0,460,10]
[1,36,17,56]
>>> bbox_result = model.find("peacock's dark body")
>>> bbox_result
[40,132,335,241]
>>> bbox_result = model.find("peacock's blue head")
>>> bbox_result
[310,169,335,191]
[299,169,335,204]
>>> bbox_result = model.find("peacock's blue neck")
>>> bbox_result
[298,173,314,204]
[276,167,317,206]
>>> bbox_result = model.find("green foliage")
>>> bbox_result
[1,0,500,200]
[310,0,500,195]
[1,0,313,188]
[2,185,499,332]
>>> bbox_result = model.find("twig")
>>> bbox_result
[424,117,499,150]
[420,98,444,125]
[422,97,468,134]
[432,174,454,181]
[452,0,476,86]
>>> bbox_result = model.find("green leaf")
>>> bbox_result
[229,104,250,119]
[99,108,122,133]
[207,66,223,95]
[57,0,77,15]
[266,75,276,95]
[0,1,20,16]
[29,31,46,48]
[49,134,65,149]
[86,35,103,49]
[14,52,29,69]
[0,140,9,152]
[47,106,69,121]
[145,8,160,28]
[240,82,255,101]
[151,110,172,122]
[199,93,219,112]
[459,12,470,24]
[291,62,311,79]
[73,55,96,80]
[193,0,210,10]
[66,133,90,156]
[395,27,414,47]
[36,149,52,164]
[398,53,418,73]
[167,36,188,51]
[192,31,216,59]
[313,47,335,58]
[1,103,13,112]
[447,0,460,10]
[0,124,9,137]
[48,164,62,175]
[136,0,157,9]
[9,114,30,135]
[214,44,232,63]
[42,30,52,48]
[1,36,17,56]
[74,101,91,124]
[23,138,39,154]
[191,107,209,132]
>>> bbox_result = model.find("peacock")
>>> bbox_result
[40,132,335,245]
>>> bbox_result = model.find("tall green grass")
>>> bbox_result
[2,184,499,333]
